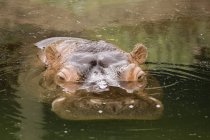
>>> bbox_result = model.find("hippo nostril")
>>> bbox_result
[94,71,98,74]
[90,60,97,67]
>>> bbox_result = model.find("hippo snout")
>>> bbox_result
[88,80,108,90]
[82,80,116,93]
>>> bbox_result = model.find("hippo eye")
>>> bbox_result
[137,71,145,81]
[58,75,65,81]
[138,75,143,80]
[56,72,67,81]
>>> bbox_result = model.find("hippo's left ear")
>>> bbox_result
[37,44,60,66]
[129,44,148,64]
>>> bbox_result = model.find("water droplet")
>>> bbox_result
[96,35,102,38]
[65,110,71,112]
[129,105,134,109]
[98,110,103,114]
[204,115,208,119]
[156,104,161,108]
[130,100,135,103]
[90,99,102,104]
[189,133,197,136]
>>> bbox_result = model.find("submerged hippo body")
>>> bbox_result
[31,37,163,120]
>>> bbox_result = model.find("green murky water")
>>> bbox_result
[0,0,210,140]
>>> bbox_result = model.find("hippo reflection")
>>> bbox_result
[51,87,163,120]
[31,37,163,120]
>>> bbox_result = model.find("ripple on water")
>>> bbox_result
[146,62,210,91]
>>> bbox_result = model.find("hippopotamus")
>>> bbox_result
[22,37,163,120]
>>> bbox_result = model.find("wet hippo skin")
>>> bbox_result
[34,37,163,120]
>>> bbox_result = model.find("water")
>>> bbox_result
[0,0,210,139]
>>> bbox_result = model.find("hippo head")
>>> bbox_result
[37,37,148,93]
[35,37,163,120]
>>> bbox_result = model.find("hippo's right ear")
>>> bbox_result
[129,44,148,64]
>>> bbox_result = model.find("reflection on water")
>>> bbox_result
[0,0,210,140]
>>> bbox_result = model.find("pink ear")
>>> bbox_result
[35,37,66,65]
[45,45,59,65]
[129,44,148,64]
